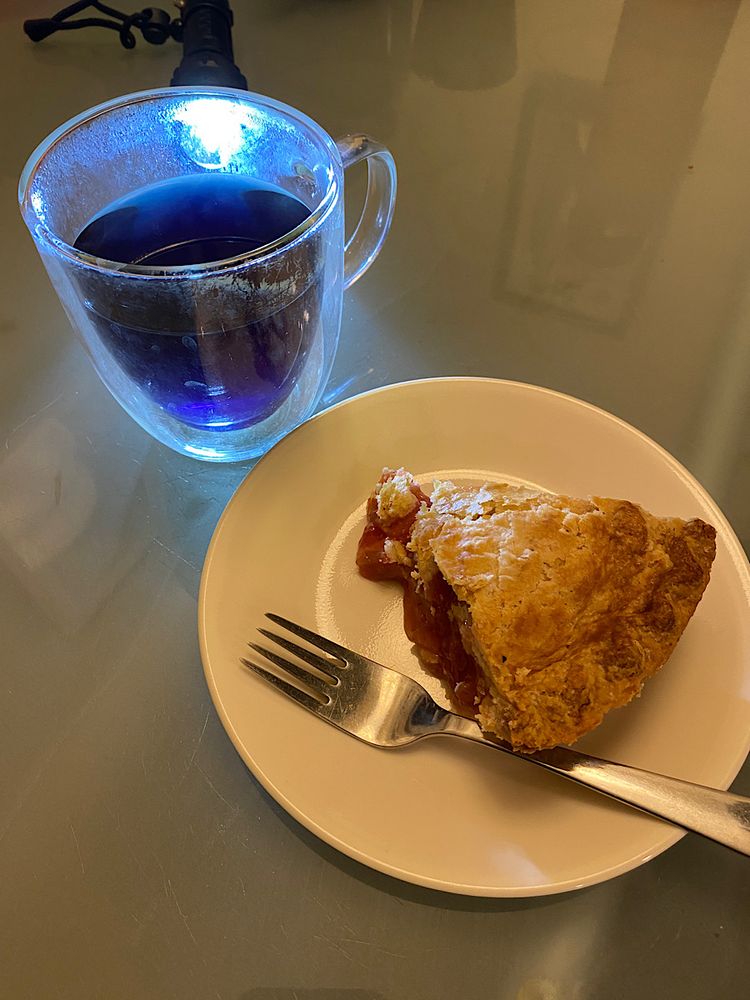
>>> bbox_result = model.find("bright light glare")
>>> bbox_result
[30,190,46,222]
[172,98,262,169]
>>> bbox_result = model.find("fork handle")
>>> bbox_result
[442,716,750,856]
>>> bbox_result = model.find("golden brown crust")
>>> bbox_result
[406,480,716,749]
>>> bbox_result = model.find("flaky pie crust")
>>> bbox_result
[370,472,716,750]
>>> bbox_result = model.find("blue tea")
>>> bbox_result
[74,174,316,431]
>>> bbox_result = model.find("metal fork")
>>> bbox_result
[242,613,750,857]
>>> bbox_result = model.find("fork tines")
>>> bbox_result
[242,613,348,708]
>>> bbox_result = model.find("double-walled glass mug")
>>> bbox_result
[18,88,396,461]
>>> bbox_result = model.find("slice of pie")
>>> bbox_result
[356,468,716,750]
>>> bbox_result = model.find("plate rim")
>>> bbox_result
[198,376,750,897]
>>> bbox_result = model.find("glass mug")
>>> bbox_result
[18,88,396,462]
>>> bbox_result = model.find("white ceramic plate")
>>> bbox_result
[199,378,750,896]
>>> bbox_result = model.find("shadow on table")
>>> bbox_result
[412,0,516,91]
[241,992,386,1000]
[493,0,740,334]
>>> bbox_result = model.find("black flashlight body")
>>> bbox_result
[171,0,248,90]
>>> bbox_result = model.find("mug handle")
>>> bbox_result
[336,134,397,289]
